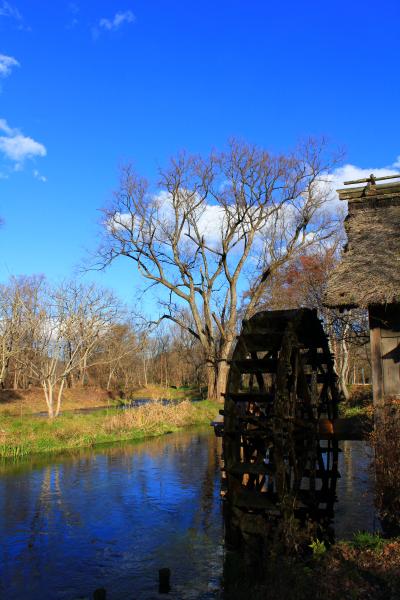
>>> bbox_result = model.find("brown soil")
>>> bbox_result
[0,384,200,416]
[316,540,400,600]
[0,386,117,416]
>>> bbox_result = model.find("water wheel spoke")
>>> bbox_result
[223,308,340,549]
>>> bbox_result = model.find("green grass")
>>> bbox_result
[309,538,327,558]
[0,399,219,459]
[338,404,372,419]
[349,531,386,552]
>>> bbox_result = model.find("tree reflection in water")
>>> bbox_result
[0,428,223,600]
[0,433,380,600]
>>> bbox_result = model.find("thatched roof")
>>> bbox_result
[325,182,400,309]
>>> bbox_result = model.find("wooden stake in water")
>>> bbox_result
[159,568,171,593]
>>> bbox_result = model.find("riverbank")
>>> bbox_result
[0,384,204,416]
[0,399,219,458]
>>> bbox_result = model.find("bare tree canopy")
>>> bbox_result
[14,280,125,417]
[99,138,342,401]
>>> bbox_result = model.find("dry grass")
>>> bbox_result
[0,399,218,458]
[371,403,400,533]
[0,385,203,416]
[103,400,201,434]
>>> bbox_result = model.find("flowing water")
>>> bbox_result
[0,429,378,600]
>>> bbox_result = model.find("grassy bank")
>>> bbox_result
[0,399,219,458]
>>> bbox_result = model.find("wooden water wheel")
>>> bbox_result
[222,308,340,545]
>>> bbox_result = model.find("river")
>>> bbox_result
[0,429,378,600]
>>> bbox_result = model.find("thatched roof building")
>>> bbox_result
[325,180,400,309]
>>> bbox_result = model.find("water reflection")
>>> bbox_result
[0,429,223,600]
[0,433,380,600]
[334,441,379,538]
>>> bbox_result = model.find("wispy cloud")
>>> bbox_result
[68,2,79,14]
[0,133,46,162]
[99,10,135,30]
[0,118,13,135]
[33,169,47,182]
[66,2,79,29]
[0,118,46,167]
[0,54,19,78]
[93,10,135,38]
[0,1,30,30]
[0,1,22,20]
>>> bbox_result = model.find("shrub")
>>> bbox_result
[371,405,400,534]
[350,531,385,551]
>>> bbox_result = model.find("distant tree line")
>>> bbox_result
[0,276,207,416]
[0,250,370,418]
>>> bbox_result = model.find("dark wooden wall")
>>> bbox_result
[368,304,400,407]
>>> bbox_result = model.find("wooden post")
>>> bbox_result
[369,307,384,414]
[368,304,400,425]
[158,568,171,593]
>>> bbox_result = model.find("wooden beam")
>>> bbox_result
[369,306,385,412]
[318,418,369,441]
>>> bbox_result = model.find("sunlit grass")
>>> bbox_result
[0,399,218,458]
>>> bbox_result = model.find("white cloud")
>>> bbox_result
[0,54,19,78]
[0,1,22,20]
[0,117,14,135]
[0,118,46,165]
[33,169,47,182]
[111,155,400,259]
[97,10,135,34]
[0,133,46,161]
[391,156,400,169]
[113,190,250,250]
[153,189,229,247]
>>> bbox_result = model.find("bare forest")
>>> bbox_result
[0,141,372,416]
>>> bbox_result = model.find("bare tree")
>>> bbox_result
[60,283,122,387]
[99,139,341,401]
[21,282,122,417]
[0,275,46,390]
[0,281,25,388]
[92,320,142,391]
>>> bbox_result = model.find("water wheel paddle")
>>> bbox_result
[222,308,340,546]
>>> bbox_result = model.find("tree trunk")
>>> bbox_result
[80,354,88,386]
[339,335,350,401]
[216,361,229,403]
[207,359,229,403]
[42,380,54,418]
[13,368,18,390]
[142,357,147,387]
[55,378,66,417]
[207,364,217,401]
[0,363,6,389]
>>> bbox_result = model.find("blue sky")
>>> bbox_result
[0,0,399,310]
